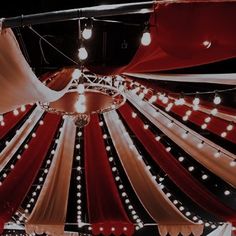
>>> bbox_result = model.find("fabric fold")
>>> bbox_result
[0,113,61,233]
[127,92,236,187]
[207,223,232,236]
[119,103,236,225]
[84,115,134,236]
[25,117,76,236]
[0,108,44,172]
[104,111,203,236]
[0,29,73,114]
[0,105,32,139]
[125,73,236,85]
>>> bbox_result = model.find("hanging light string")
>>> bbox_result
[12,117,63,226]
[18,118,65,226]
[74,128,87,229]
[28,26,79,65]
[0,105,35,152]
[0,113,46,186]
[115,110,220,229]
[132,82,236,143]
[129,103,236,201]
[126,86,236,164]
[99,115,144,231]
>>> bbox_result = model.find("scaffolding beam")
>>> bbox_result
[3,1,154,29]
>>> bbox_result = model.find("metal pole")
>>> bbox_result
[3,1,154,29]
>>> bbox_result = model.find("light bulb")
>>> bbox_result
[141,32,151,46]
[21,105,26,112]
[204,117,211,123]
[213,94,221,105]
[149,95,157,103]
[13,109,19,116]
[77,84,85,94]
[211,108,218,116]
[162,96,169,104]
[202,40,211,49]
[227,124,234,131]
[193,97,200,105]
[78,47,88,60]
[75,102,86,113]
[82,28,92,40]
[72,69,82,79]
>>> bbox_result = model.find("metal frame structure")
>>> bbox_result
[2,1,154,29]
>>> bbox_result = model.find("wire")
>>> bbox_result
[28,26,79,65]
[182,87,236,96]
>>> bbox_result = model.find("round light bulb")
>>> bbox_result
[193,97,200,105]
[75,102,86,113]
[72,69,82,79]
[141,32,151,46]
[213,94,221,105]
[82,28,92,40]
[78,47,88,60]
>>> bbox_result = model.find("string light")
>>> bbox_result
[78,47,88,60]
[213,93,221,105]
[141,23,151,46]
[192,96,200,106]
[128,83,236,175]
[82,24,92,40]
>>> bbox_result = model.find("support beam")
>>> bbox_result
[3,1,154,29]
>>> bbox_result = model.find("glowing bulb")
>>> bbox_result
[175,98,185,106]
[186,110,192,116]
[224,190,230,195]
[201,124,207,129]
[165,103,173,112]
[173,200,178,205]
[78,47,88,60]
[182,115,189,121]
[141,32,151,46]
[211,108,218,116]
[82,28,92,40]
[202,174,208,180]
[188,166,194,172]
[20,105,26,112]
[75,102,86,113]
[227,124,234,131]
[13,109,19,116]
[213,94,221,105]
[230,160,236,167]
[0,115,3,122]
[72,69,82,79]
[132,112,137,118]
[149,95,157,103]
[77,84,85,94]
[162,96,169,104]
[202,40,211,49]
[193,97,200,105]
[221,132,227,138]
[178,156,185,162]
[204,117,211,123]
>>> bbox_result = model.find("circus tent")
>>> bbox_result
[0,1,236,235]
